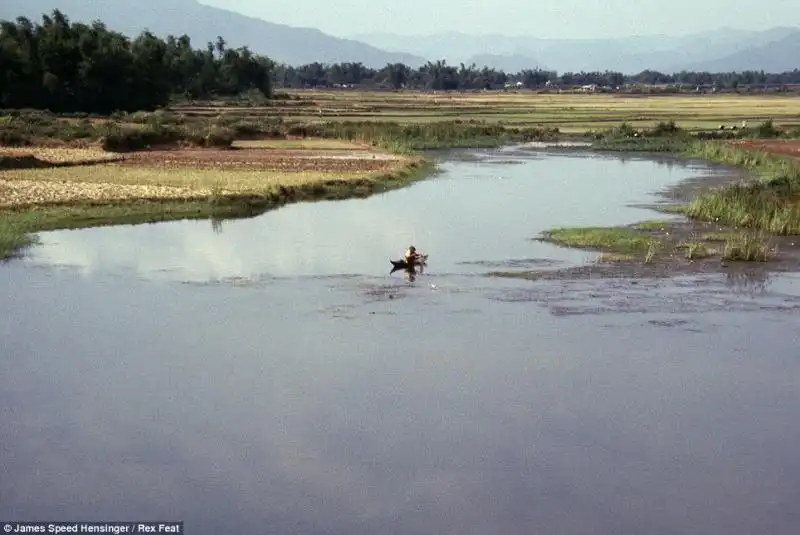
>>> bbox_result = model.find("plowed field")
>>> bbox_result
[730,139,800,159]
[120,148,400,173]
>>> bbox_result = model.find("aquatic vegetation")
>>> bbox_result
[700,231,737,242]
[0,226,36,260]
[722,232,772,262]
[686,183,800,235]
[676,241,715,260]
[538,227,657,256]
[652,204,689,215]
[644,241,659,264]
[632,219,674,231]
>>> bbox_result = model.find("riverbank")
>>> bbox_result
[3,108,800,269]
[0,109,560,151]
[491,132,800,281]
[0,142,432,259]
[0,112,562,260]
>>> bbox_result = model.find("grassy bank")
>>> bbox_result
[0,156,432,260]
[682,142,800,234]
[0,106,552,261]
[540,227,659,257]
[4,94,800,264]
[0,226,35,259]
[0,109,559,153]
[587,120,800,236]
[538,225,773,264]
[525,123,795,272]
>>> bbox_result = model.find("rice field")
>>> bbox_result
[0,151,417,208]
[231,138,370,150]
[0,143,428,258]
[0,147,125,165]
[2,90,800,259]
[173,92,800,133]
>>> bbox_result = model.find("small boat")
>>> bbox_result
[389,253,428,272]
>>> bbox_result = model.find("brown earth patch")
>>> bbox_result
[0,146,421,208]
[0,147,125,169]
[119,148,400,173]
[0,178,198,207]
[729,139,800,159]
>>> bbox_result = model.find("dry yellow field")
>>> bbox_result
[174,92,800,133]
[0,147,416,208]
[0,147,125,164]
[231,138,370,150]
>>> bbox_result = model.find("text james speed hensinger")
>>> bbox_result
[3,523,183,534]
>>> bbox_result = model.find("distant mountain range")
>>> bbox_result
[2,1,797,73]
[352,27,800,74]
[679,31,800,73]
[0,0,428,68]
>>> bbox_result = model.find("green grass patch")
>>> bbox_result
[652,204,689,214]
[101,123,234,151]
[676,241,716,259]
[0,109,531,152]
[700,231,737,241]
[684,141,799,183]
[722,232,772,261]
[680,140,800,234]
[597,252,637,262]
[592,135,693,153]
[295,120,519,151]
[632,219,674,231]
[539,227,658,255]
[686,183,800,234]
[0,226,37,260]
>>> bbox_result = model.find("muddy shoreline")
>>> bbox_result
[490,148,800,281]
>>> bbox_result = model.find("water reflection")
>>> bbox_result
[21,149,718,282]
[400,264,425,282]
[2,265,800,534]
[724,268,771,294]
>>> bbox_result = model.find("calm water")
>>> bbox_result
[20,148,703,280]
[2,147,800,535]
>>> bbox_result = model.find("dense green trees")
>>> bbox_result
[0,10,273,112]
[278,61,800,91]
[2,10,799,113]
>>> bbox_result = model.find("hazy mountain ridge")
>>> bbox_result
[677,30,800,73]
[0,0,429,68]
[2,1,796,73]
[353,27,800,73]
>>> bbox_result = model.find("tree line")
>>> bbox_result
[277,62,800,91]
[2,10,800,114]
[0,10,273,112]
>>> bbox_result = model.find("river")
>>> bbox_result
[2,146,799,535]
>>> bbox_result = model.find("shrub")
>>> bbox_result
[102,124,185,151]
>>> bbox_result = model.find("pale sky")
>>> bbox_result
[199,0,799,38]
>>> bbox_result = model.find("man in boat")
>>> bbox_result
[404,245,422,267]
[390,245,426,274]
